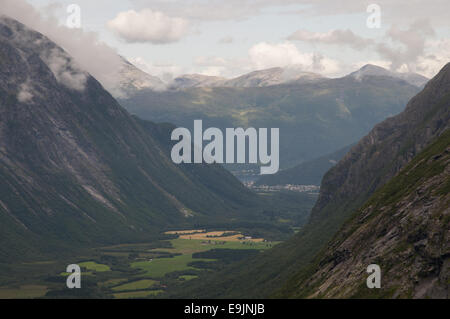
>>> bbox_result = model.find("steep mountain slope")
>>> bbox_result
[0,17,262,262]
[119,69,420,169]
[284,130,449,298]
[166,63,449,299]
[255,144,352,186]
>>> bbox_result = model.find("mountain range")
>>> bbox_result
[117,63,424,172]
[117,63,429,94]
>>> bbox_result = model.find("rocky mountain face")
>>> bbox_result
[310,63,449,224]
[167,63,449,299]
[274,62,450,298]
[288,130,449,298]
[0,17,261,262]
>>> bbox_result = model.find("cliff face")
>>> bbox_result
[273,64,450,298]
[311,62,450,223]
[0,17,259,262]
[290,130,449,298]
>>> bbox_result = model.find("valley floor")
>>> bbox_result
[0,229,278,299]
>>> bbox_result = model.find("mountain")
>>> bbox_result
[166,62,449,299]
[118,68,421,171]
[0,16,264,262]
[284,130,449,298]
[167,68,323,90]
[169,74,226,89]
[221,67,323,88]
[114,58,166,97]
[349,64,429,87]
[254,144,352,186]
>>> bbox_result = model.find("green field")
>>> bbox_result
[112,279,158,292]
[78,261,111,272]
[179,275,198,281]
[0,230,278,299]
[132,254,213,278]
[155,238,273,254]
[113,290,163,299]
[0,285,48,299]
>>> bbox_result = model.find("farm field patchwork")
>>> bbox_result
[0,285,48,299]
[0,229,278,299]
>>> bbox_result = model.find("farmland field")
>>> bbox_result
[0,229,278,299]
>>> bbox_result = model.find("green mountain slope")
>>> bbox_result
[165,63,450,299]
[282,129,449,298]
[0,17,264,263]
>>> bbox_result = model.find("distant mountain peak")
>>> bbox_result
[169,74,226,89]
[221,67,323,88]
[113,57,167,97]
[349,64,429,87]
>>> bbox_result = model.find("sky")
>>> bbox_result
[2,0,450,82]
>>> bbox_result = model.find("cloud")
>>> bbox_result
[415,39,450,77]
[128,0,450,26]
[107,9,189,44]
[41,48,88,91]
[376,20,436,73]
[288,29,373,50]
[248,42,340,76]
[288,20,446,77]
[191,42,342,78]
[219,36,233,44]
[129,57,187,82]
[17,80,34,103]
[0,0,124,93]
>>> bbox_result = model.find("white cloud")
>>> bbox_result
[198,66,227,77]
[0,0,123,93]
[17,80,34,103]
[129,57,186,82]
[376,20,436,73]
[416,39,450,78]
[248,42,340,76]
[107,9,189,44]
[352,60,392,70]
[288,29,373,50]
[41,48,88,91]
[219,36,233,44]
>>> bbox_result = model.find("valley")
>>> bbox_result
[0,229,277,299]
[0,6,448,301]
